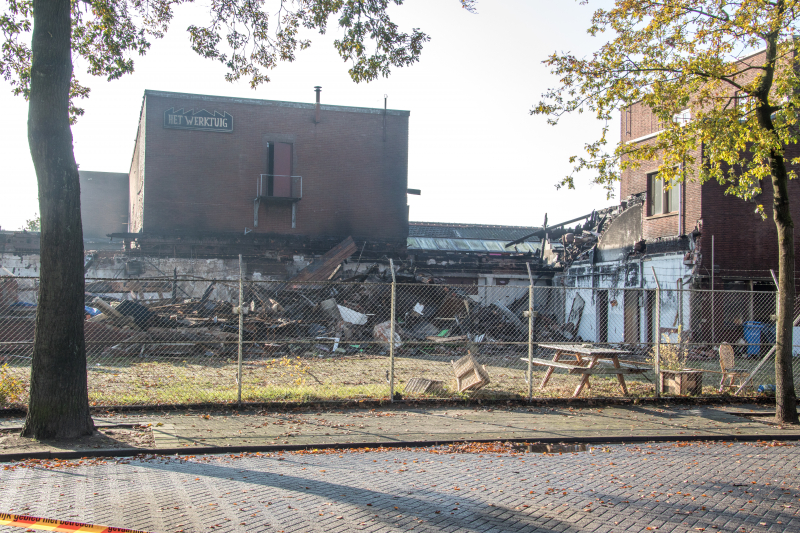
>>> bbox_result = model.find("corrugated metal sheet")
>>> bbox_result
[409,222,542,242]
[407,237,541,254]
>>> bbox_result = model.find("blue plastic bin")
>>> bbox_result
[743,321,765,355]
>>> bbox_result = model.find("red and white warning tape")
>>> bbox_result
[0,513,151,533]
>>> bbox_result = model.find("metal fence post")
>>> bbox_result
[389,258,396,402]
[237,254,243,406]
[711,235,715,343]
[526,262,534,403]
[652,266,661,399]
[172,268,177,304]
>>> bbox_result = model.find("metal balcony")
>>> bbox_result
[257,174,302,201]
[254,174,302,227]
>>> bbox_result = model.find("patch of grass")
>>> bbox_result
[3,347,798,407]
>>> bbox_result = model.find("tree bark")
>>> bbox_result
[21,0,94,439]
[770,153,800,424]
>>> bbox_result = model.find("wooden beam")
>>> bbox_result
[290,236,358,283]
[568,367,647,375]
[522,357,587,370]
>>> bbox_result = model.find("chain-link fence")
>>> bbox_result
[1,273,799,408]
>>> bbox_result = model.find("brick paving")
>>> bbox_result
[0,441,798,532]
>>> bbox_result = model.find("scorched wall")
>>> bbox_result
[131,90,410,244]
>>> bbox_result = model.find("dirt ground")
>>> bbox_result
[0,423,154,454]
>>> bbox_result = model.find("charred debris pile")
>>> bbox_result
[82,268,570,361]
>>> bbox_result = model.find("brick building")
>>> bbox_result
[123,89,409,247]
[551,48,800,345]
[69,89,552,286]
[85,89,411,278]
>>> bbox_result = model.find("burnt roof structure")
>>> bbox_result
[409,222,542,243]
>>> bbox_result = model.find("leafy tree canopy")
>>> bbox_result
[0,0,477,122]
[535,0,799,424]
[534,0,800,216]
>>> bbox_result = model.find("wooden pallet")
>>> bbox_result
[451,353,490,393]
[404,377,445,395]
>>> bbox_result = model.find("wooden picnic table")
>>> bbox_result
[521,343,645,398]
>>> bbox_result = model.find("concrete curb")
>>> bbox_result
[2,432,799,464]
[0,395,787,418]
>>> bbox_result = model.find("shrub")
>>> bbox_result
[647,326,686,371]
[0,364,25,406]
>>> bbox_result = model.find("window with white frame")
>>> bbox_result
[673,108,691,126]
[648,172,679,216]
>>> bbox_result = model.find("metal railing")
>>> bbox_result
[256,174,302,200]
[1,270,798,408]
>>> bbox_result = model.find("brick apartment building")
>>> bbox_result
[551,48,800,346]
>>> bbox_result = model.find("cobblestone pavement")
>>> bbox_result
[3,404,797,457]
[0,441,798,533]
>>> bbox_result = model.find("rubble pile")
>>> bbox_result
[76,270,557,361]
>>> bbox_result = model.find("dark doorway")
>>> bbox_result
[624,290,640,343]
[597,290,609,343]
[266,142,293,197]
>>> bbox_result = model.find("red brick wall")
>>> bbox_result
[699,148,800,277]
[617,49,793,254]
[620,101,658,200]
[137,91,409,242]
[620,142,703,240]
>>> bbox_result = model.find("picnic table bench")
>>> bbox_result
[521,343,647,398]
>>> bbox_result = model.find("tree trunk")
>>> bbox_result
[770,154,799,425]
[21,0,94,439]
[757,25,798,425]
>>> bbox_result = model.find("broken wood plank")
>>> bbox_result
[521,357,587,370]
[404,378,445,395]
[568,366,647,375]
[425,335,468,343]
[291,236,358,283]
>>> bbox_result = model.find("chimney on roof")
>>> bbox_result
[314,86,322,124]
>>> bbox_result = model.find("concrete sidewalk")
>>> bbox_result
[1,403,798,460]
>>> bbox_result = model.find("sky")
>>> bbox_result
[0,0,618,231]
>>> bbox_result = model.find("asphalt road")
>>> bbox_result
[0,441,798,532]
